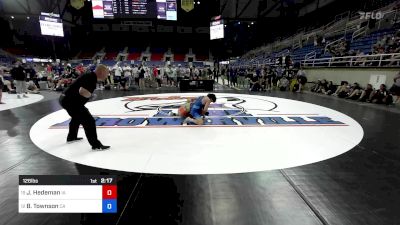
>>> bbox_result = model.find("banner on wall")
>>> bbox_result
[369,74,386,89]
[181,0,194,12]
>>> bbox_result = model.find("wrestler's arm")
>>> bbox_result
[79,87,91,98]
[202,99,211,115]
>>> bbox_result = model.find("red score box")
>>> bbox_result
[102,185,117,199]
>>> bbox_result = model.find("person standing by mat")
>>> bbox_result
[59,64,110,150]
[0,67,5,104]
[11,61,28,99]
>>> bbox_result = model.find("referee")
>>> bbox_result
[59,64,110,151]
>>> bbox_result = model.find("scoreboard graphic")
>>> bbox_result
[19,175,117,213]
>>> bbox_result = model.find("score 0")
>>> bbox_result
[102,185,117,213]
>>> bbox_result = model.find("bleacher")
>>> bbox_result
[194,48,208,61]
[0,49,15,64]
[235,1,400,68]
[103,46,122,60]
[127,53,141,61]
[78,52,95,59]
[173,47,187,61]
[78,47,97,59]
[350,29,396,53]
[2,44,209,67]
[102,60,116,66]
[3,47,32,57]
[81,59,93,65]
[127,47,144,61]
[150,47,166,61]
[76,44,104,60]
[291,44,323,62]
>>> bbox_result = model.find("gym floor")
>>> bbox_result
[1,85,400,225]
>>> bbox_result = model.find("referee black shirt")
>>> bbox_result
[62,72,97,106]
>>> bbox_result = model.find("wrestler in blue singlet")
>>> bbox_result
[190,96,205,119]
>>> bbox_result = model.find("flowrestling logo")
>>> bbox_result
[358,10,392,20]
[51,95,347,128]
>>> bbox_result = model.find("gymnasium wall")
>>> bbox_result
[304,68,399,88]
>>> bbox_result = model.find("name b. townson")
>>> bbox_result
[34,203,59,209]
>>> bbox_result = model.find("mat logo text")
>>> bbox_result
[51,109,346,128]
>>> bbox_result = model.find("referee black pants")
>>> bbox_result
[59,97,101,147]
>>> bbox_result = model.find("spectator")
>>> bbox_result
[212,67,218,83]
[237,67,246,88]
[276,66,284,80]
[132,65,140,87]
[259,73,266,91]
[144,65,152,87]
[198,67,203,79]
[266,67,275,91]
[369,84,393,104]
[177,65,184,83]
[10,61,28,98]
[388,32,400,66]
[245,68,253,88]
[232,68,238,87]
[193,66,199,79]
[353,50,367,66]
[333,81,350,98]
[389,72,400,104]
[113,63,122,89]
[249,73,260,92]
[228,68,234,87]
[207,67,213,80]
[278,76,289,91]
[317,79,328,93]
[221,67,226,85]
[75,63,85,75]
[271,67,279,88]
[25,65,37,86]
[171,65,178,87]
[295,68,307,93]
[225,67,231,86]
[345,83,362,100]
[138,65,146,89]
[358,84,374,102]
[322,81,337,95]
[0,67,4,104]
[311,80,321,92]
[122,64,132,91]
[27,81,40,94]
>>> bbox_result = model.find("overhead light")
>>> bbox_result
[224,25,227,27]
[11,16,14,19]
[251,22,254,25]
[27,16,30,20]
[248,25,250,27]
[238,21,241,24]
[197,1,200,4]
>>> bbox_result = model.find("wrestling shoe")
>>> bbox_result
[168,112,177,116]
[182,117,190,125]
[92,145,110,151]
[67,137,83,143]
